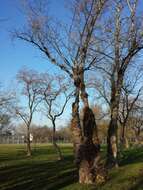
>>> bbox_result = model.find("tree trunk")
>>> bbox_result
[53,141,62,160]
[77,107,106,184]
[107,91,119,167]
[52,120,63,160]
[107,118,118,168]
[27,126,31,156]
[72,68,106,184]
[121,124,129,149]
[135,128,141,145]
[124,137,129,149]
[107,73,123,168]
[71,86,83,161]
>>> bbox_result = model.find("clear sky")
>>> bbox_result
[0,0,68,86]
[0,0,71,127]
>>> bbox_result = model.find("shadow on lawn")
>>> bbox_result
[0,153,77,190]
[119,146,143,166]
[129,178,143,190]
[1,145,143,190]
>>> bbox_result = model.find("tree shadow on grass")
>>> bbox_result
[0,155,77,190]
[119,147,143,166]
[129,177,143,190]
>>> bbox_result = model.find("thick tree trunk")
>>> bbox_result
[27,126,31,156]
[107,91,119,167]
[77,107,106,184]
[107,73,123,168]
[107,118,118,168]
[52,120,63,160]
[71,87,83,161]
[72,68,106,184]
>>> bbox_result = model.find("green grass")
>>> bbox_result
[0,144,143,190]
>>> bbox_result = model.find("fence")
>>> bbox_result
[0,135,25,144]
[0,135,71,144]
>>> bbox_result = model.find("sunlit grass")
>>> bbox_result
[0,144,143,190]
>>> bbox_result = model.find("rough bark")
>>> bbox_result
[107,118,118,168]
[71,69,107,184]
[77,107,107,184]
[106,75,123,168]
[79,69,100,148]
[71,86,83,160]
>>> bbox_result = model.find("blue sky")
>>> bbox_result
[0,0,68,87]
[1,0,143,127]
[0,0,71,127]
[1,0,143,86]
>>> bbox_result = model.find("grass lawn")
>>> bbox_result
[0,143,143,190]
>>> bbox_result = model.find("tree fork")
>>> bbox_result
[74,70,107,184]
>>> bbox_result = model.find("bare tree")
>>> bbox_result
[92,0,143,167]
[0,86,15,133]
[15,68,42,156]
[40,74,72,160]
[14,0,107,184]
[0,114,11,134]
[118,72,143,148]
[129,101,143,144]
[0,86,15,112]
